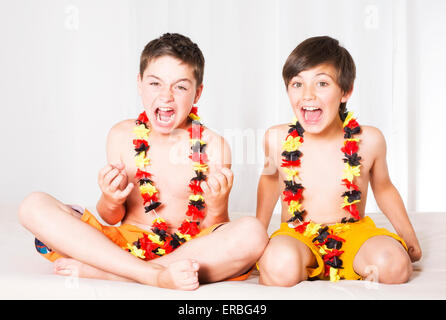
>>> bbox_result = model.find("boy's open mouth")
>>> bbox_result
[155,107,175,125]
[301,106,322,124]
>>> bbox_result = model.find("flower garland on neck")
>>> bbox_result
[126,107,208,260]
[281,110,362,281]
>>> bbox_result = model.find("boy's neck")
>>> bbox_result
[304,117,344,142]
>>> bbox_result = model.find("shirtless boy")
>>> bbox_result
[256,36,421,285]
[19,33,268,290]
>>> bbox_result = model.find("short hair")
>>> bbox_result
[139,33,205,86]
[282,36,356,115]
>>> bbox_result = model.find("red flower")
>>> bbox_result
[137,111,148,123]
[141,192,158,204]
[294,221,310,233]
[283,189,303,204]
[179,220,200,237]
[136,169,152,180]
[188,124,204,139]
[186,205,206,220]
[346,119,359,129]
[341,140,358,155]
[281,159,301,167]
[189,152,208,164]
[342,179,360,191]
[189,180,203,194]
[152,220,168,231]
[343,203,360,220]
[133,139,149,151]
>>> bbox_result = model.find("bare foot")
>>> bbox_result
[53,258,122,281]
[157,259,200,290]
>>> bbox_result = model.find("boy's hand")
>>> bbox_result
[201,167,233,221]
[98,162,134,206]
[407,241,422,262]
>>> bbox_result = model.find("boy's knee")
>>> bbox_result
[18,192,49,224]
[259,243,307,286]
[229,217,268,260]
[373,247,412,284]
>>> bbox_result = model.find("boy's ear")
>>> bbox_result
[193,83,204,104]
[136,73,143,95]
[341,84,354,103]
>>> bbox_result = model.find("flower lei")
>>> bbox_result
[125,107,208,260]
[282,110,362,281]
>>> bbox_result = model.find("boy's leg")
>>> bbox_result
[151,217,269,283]
[257,235,316,286]
[353,235,412,284]
[18,192,199,290]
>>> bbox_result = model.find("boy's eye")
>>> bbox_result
[176,85,188,91]
[317,81,329,87]
[149,81,160,86]
[292,82,302,88]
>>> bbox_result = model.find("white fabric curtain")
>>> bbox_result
[1,0,445,213]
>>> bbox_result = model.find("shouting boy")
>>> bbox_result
[256,36,421,285]
[19,33,268,290]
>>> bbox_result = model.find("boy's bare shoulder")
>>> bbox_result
[264,123,289,150]
[359,125,387,157]
[107,119,135,141]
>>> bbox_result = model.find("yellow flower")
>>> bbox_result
[125,244,146,259]
[157,248,166,256]
[342,163,361,182]
[283,167,299,181]
[189,113,200,121]
[319,245,328,255]
[139,183,158,196]
[329,267,340,282]
[331,223,350,234]
[288,200,302,215]
[190,139,205,146]
[341,196,361,208]
[342,111,354,128]
[282,135,302,152]
[147,233,164,245]
[135,152,150,168]
[176,232,192,242]
[189,194,204,202]
[133,124,150,139]
[193,162,208,173]
[304,222,322,238]
[153,217,166,224]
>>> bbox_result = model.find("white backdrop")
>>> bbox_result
[1,0,445,214]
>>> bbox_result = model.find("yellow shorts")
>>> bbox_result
[34,207,251,281]
[270,216,407,280]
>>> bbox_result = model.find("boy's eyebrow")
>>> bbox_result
[315,72,336,80]
[145,74,192,84]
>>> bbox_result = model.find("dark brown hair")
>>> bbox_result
[139,33,205,86]
[282,36,356,115]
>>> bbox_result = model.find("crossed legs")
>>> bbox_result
[18,192,269,289]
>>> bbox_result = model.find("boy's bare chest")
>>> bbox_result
[124,136,194,198]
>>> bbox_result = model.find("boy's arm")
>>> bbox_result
[256,128,281,229]
[369,128,422,262]
[96,122,134,225]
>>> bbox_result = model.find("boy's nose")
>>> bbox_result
[159,86,174,102]
[302,86,315,100]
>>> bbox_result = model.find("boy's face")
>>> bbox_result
[137,55,203,134]
[286,63,352,135]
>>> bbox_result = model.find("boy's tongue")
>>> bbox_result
[158,109,174,122]
[304,109,322,122]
